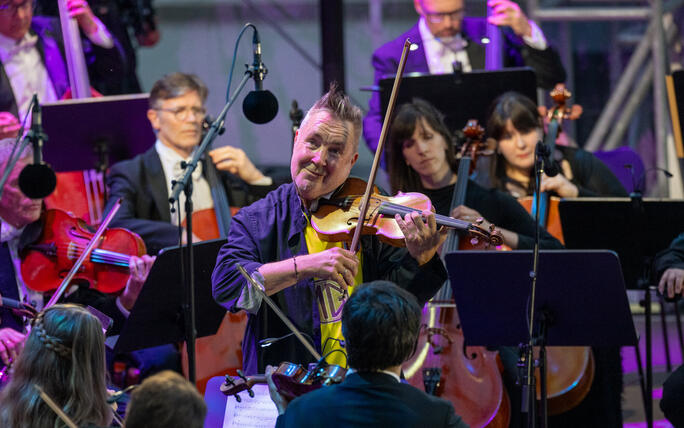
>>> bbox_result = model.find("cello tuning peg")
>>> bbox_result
[224,374,236,386]
[247,388,255,398]
[237,370,247,381]
[234,394,242,403]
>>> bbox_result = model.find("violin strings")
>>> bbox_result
[52,244,131,268]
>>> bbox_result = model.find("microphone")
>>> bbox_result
[242,28,279,124]
[18,95,56,199]
[535,141,560,178]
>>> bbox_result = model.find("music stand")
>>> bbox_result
[445,250,637,427]
[379,67,537,132]
[559,197,684,426]
[42,94,155,172]
[113,239,227,354]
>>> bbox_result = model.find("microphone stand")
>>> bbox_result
[168,69,255,385]
[519,141,554,428]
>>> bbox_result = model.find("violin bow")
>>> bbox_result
[45,199,122,308]
[350,39,413,253]
[236,264,322,361]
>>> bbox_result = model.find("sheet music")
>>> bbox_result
[222,384,278,427]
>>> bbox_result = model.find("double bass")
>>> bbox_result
[402,121,510,428]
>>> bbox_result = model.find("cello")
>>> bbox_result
[401,120,510,428]
[515,85,594,415]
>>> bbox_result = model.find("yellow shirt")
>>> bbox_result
[304,224,362,367]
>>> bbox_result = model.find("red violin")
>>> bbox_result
[20,209,146,294]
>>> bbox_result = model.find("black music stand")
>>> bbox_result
[379,67,537,132]
[445,250,637,427]
[559,197,684,427]
[113,239,227,354]
[42,94,155,172]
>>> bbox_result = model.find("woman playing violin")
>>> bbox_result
[487,91,626,198]
[386,98,562,250]
[212,87,448,375]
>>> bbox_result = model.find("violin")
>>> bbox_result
[20,209,146,294]
[312,177,503,248]
[221,362,347,402]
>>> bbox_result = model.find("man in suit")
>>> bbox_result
[105,72,278,256]
[266,280,469,428]
[0,138,154,366]
[364,0,566,152]
[0,0,120,135]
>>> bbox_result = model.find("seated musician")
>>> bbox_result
[0,304,115,427]
[485,92,625,426]
[385,98,562,250]
[654,233,684,427]
[266,280,468,428]
[104,72,280,256]
[125,370,207,428]
[211,86,448,375]
[0,0,121,137]
[0,138,154,371]
[486,91,627,199]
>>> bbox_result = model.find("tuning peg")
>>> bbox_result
[237,370,255,398]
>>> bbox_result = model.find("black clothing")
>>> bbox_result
[661,364,684,427]
[422,180,563,249]
[276,372,469,428]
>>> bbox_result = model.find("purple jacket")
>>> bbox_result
[363,21,566,152]
[211,182,447,374]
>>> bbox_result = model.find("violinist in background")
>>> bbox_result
[0,304,114,428]
[104,72,281,256]
[212,86,448,375]
[486,91,626,199]
[654,233,684,428]
[385,98,562,250]
[0,0,122,123]
[0,138,153,369]
[266,280,468,428]
[485,91,625,427]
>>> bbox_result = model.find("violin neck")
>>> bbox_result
[377,202,470,232]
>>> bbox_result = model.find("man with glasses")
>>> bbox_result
[105,72,278,255]
[0,0,119,138]
[363,0,566,152]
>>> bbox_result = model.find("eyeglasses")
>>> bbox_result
[155,106,207,121]
[423,8,465,24]
[0,0,34,15]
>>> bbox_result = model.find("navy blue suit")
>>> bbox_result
[276,372,469,428]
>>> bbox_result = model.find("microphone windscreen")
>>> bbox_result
[243,90,279,124]
[18,163,57,199]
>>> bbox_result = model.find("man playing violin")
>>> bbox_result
[212,86,448,375]
[0,0,122,136]
[0,138,154,367]
[266,280,468,428]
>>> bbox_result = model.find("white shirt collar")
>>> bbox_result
[0,218,24,243]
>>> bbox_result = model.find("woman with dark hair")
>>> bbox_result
[386,98,561,250]
[0,304,113,428]
[486,91,626,198]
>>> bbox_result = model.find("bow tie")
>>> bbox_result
[4,34,38,59]
[437,34,467,54]
[172,159,203,184]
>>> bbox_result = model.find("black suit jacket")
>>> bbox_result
[276,372,469,428]
[104,147,276,256]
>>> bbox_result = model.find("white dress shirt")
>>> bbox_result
[0,16,114,121]
[155,139,214,225]
[418,17,549,75]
